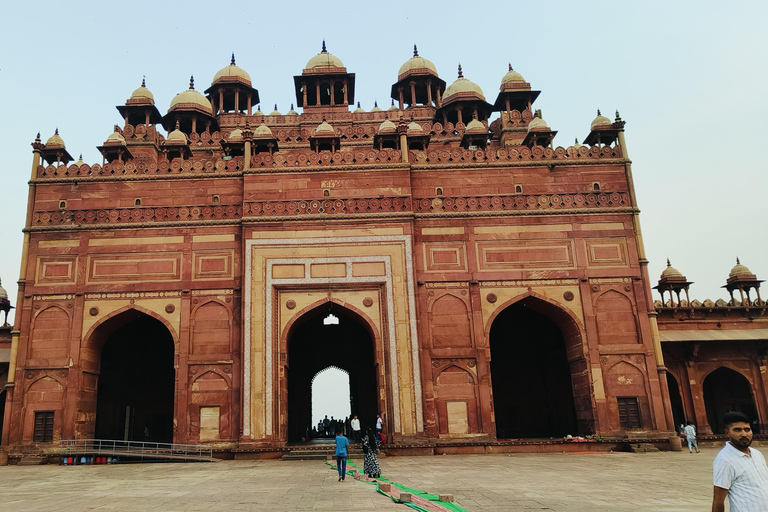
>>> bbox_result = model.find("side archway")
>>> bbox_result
[703,366,759,434]
[78,308,176,442]
[487,293,593,438]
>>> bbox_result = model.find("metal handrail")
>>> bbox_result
[58,439,213,461]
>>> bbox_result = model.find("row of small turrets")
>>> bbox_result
[655,259,764,307]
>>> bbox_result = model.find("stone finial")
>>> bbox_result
[231,52,236,65]
[391,99,395,106]
[458,63,463,78]
[374,100,378,108]
[189,76,195,90]
[413,44,418,57]
[322,39,327,52]
[667,258,671,267]
[55,127,59,135]
[509,63,513,71]
[615,109,621,120]
[274,104,278,111]
[737,257,741,265]
[36,132,41,140]
[175,120,180,130]
[141,76,146,87]
[596,109,601,116]
[322,114,326,122]
[534,109,542,119]
[290,103,295,110]
[357,101,361,108]
[574,137,579,144]
[245,119,250,129]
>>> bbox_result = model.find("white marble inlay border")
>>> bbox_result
[243,235,423,438]
[266,256,399,434]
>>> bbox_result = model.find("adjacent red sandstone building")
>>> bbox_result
[2,44,764,456]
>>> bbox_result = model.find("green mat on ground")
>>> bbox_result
[325,459,468,512]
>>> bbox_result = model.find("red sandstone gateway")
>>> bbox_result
[1,44,765,460]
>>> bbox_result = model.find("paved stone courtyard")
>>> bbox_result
[0,447,743,511]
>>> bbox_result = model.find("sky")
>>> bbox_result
[1,0,766,325]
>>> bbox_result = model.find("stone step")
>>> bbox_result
[629,443,660,453]
[281,453,329,461]
[18,456,47,466]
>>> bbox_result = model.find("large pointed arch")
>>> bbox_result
[280,300,381,443]
[487,292,594,437]
[76,307,176,442]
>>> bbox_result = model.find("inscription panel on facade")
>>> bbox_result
[35,256,78,285]
[192,250,234,280]
[585,237,629,268]
[86,253,182,283]
[476,240,575,270]
[423,242,468,272]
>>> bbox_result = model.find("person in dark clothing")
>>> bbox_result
[362,428,381,478]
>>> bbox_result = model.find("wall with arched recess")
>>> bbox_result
[603,359,651,431]
[429,294,472,348]
[189,369,232,441]
[433,363,479,435]
[22,374,66,442]
[29,306,70,364]
[594,290,639,344]
[191,301,232,356]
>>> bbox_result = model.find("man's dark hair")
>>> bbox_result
[723,411,751,428]
[686,420,693,426]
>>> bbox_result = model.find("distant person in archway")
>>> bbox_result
[376,413,383,443]
[334,430,349,482]
[362,428,381,479]
[712,411,768,512]
[323,415,329,436]
[350,415,361,443]
[684,421,700,454]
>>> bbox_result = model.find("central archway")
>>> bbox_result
[92,311,175,443]
[285,303,379,443]
[489,296,587,438]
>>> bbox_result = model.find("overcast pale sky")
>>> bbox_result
[1,0,766,322]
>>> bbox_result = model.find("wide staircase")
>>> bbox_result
[281,439,380,461]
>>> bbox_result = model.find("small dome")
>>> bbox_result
[407,121,424,134]
[353,102,365,113]
[166,124,187,143]
[270,104,282,116]
[255,105,264,116]
[169,77,213,115]
[388,99,398,111]
[661,259,683,279]
[212,54,252,85]
[45,129,65,148]
[590,109,612,130]
[378,119,396,133]
[501,64,526,86]
[105,130,126,145]
[443,65,485,102]
[130,78,154,102]
[253,123,273,138]
[398,45,438,79]
[0,278,7,300]
[315,119,335,134]
[228,129,243,141]
[465,118,486,133]
[286,104,299,116]
[371,101,382,112]
[74,154,84,166]
[527,116,549,132]
[729,258,753,278]
[305,41,344,70]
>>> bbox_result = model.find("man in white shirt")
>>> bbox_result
[350,415,361,443]
[712,411,768,512]
[684,421,700,453]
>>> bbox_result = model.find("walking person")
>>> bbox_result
[334,429,349,482]
[712,411,768,512]
[683,421,700,453]
[350,415,361,443]
[362,428,381,479]
[376,413,383,443]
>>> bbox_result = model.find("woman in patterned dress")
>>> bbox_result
[362,428,381,478]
